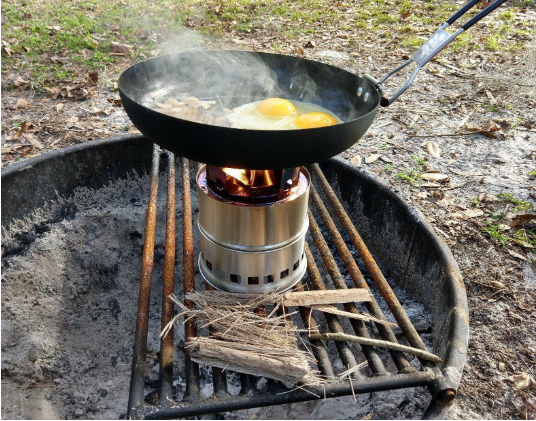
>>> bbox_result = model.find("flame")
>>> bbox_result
[222,168,250,185]
[222,168,276,188]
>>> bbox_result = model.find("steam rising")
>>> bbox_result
[128,29,376,123]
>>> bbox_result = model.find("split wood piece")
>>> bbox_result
[186,337,326,386]
[305,304,397,328]
[309,332,443,364]
[283,289,372,307]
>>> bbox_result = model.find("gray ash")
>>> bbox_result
[2,168,433,420]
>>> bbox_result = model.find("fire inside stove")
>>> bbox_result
[196,165,310,293]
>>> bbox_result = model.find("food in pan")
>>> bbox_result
[153,96,341,130]
[228,98,341,130]
[294,112,338,129]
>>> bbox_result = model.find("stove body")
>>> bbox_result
[197,165,310,293]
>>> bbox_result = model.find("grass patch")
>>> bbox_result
[2,0,533,87]
[395,154,426,185]
[497,193,535,212]
[482,222,509,246]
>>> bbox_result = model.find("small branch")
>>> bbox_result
[309,332,442,364]
[305,304,397,328]
[405,132,474,138]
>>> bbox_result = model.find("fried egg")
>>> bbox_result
[227,98,341,130]
[294,112,338,129]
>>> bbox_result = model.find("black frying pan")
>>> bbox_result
[119,0,507,170]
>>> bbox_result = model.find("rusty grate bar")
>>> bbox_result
[205,283,229,398]
[127,144,161,418]
[310,163,428,352]
[293,280,335,379]
[308,183,413,373]
[159,152,176,403]
[306,214,388,377]
[182,158,200,401]
[126,151,448,419]
[304,244,363,380]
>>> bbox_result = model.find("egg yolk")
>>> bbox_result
[294,112,337,129]
[257,98,296,118]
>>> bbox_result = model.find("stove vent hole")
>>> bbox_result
[280,269,289,279]
[264,275,275,284]
[230,274,241,284]
[206,260,213,271]
[216,269,225,279]
[248,276,259,285]
[293,261,300,271]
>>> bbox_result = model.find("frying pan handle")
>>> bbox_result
[371,0,509,107]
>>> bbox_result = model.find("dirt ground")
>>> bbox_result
[2,0,536,419]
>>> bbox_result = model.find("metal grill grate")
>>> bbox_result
[126,145,456,420]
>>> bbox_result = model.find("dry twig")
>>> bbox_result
[309,332,443,363]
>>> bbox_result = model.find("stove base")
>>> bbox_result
[197,248,307,294]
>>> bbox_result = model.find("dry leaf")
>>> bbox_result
[380,155,393,163]
[509,214,536,228]
[421,181,441,188]
[365,154,380,164]
[304,40,316,48]
[464,124,502,139]
[421,173,449,182]
[88,70,99,84]
[505,373,535,391]
[56,103,64,112]
[13,75,30,88]
[507,249,527,260]
[351,155,362,166]
[490,281,505,289]
[485,90,497,105]
[517,346,532,356]
[482,120,501,132]
[44,86,62,99]
[451,209,484,220]
[110,41,133,54]
[16,98,30,109]
[425,141,440,158]
[107,98,122,106]
[478,193,501,203]
[2,42,13,56]
[21,133,44,150]
[66,116,79,124]
[296,46,305,58]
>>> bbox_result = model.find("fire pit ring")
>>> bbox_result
[1,134,468,419]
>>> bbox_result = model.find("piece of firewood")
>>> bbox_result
[283,289,372,307]
[305,304,397,328]
[308,332,442,363]
[187,337,324,385]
